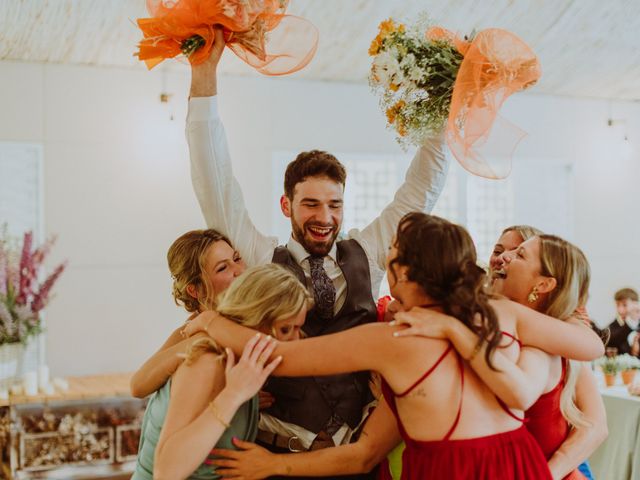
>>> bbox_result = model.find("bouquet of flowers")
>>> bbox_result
[135,0,318,76]
[369,14,541,179]
[0,226,66,345]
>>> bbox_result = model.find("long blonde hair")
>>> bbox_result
[538,234,592,428]
[187,264,313,362]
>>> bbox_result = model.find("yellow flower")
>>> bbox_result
[369,38,381,56]
[386,99,406,125]
[389,83,399,92]
[386,107,396,124]
[369,18,405,56]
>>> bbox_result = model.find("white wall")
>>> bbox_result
[0,60,638,376]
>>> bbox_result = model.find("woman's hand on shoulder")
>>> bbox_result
[221,334,283,406]
[182,310,219,338]
[391,307,457,339]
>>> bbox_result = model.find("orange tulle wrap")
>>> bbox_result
[135,0,318,75]
[427,27,541,179]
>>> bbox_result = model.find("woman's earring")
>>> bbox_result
[527,287,539,303]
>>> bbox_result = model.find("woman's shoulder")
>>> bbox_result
[174,349,225,390]
[488,295,518,313]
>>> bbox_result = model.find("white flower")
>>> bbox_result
[372,50,403,87]
[400,53,416,69]
[408,66,424,83]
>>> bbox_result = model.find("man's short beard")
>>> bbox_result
[291,218,339,256]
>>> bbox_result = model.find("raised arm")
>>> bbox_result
[210,397,401,478]
[154,336,280,480]
[354,133,449,269]
[547,365,608,480]
[187,29,276,266]
[393,308,550,410]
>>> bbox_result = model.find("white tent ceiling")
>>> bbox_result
[1,0,639,100]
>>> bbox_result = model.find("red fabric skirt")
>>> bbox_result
[399,425,551,480]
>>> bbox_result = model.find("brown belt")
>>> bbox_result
[257,429,335,452]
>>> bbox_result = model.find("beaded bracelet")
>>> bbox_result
[208,401,230,429]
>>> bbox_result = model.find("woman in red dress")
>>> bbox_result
[189,213,605,479]
[395,230,607,479]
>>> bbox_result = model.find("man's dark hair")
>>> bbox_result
[615,288,639,302]
[284,150,346,199]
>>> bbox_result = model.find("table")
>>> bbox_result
[590,385,640,480]
[0,373,146,480]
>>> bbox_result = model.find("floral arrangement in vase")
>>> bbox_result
[0,226,66,346]
[595,356,621,387]
[617,354,640,385]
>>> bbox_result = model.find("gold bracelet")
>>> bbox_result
[204,315,214,335]
[467,339,484,363]
[208,401,230,429]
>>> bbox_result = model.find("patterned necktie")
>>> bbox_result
[308,256,336,321]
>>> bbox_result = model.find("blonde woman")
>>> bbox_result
[488,225,542,274]
[130,229,246,399]
[395,233,607,480]
[132,229,312,480]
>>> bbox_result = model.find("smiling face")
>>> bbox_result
[281,176,344,256]
[489,230,524,273]
[493,237,549,305]
[201,240,246,298]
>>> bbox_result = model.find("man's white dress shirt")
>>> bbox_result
[186,95,449,447]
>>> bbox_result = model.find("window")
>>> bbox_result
[0,142,45,373]
[272,150,573,295]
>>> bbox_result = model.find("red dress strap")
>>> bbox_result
[496,397,526,423]
[498,330,522,349]
[397,344,454,397]
[442,351,465,440]
[383,345,465,441]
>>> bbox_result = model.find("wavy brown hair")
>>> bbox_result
[390,212,501,368]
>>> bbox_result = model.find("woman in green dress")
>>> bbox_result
[132,229,311,480]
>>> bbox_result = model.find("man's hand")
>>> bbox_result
[209,438,282,479]
[190,28,226,97]
[258,390,275,410]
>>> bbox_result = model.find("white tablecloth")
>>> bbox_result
[590,385,640,480]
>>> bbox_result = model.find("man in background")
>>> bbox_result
[607,288,640,356]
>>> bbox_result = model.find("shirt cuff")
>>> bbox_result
[187,96,219,122]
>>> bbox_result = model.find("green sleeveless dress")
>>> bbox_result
[132,379,259,480]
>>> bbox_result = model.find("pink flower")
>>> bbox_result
[31,262,67,314]
[0,249,6,297]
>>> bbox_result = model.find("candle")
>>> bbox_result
[38,365,50,389]
[23,371,38,396]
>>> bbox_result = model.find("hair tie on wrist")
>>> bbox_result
[208,401,230,429]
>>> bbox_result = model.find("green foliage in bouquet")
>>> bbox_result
[369,15,464,146]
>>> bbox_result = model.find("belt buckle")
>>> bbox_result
[287,435,304,453]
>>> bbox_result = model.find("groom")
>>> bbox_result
[186,30,449,478]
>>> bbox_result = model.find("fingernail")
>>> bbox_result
[255,332,261,338]
[389,320,396,326]
[393,332,399,337]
